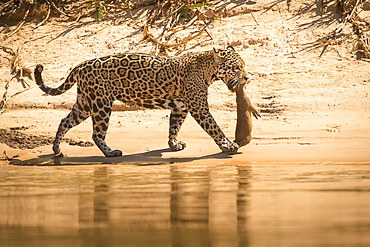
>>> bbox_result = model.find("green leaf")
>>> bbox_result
[86,2,92,10]
[97,1,105,22]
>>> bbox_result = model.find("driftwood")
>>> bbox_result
[0,46,32,114]
[234,84,260,147]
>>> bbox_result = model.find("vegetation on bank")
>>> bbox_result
[1,0,369,58]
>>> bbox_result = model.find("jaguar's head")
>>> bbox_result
[213,46,249,92]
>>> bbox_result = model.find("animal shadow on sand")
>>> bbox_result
[10,148,236,166]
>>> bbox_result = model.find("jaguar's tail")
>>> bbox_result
[34,64,76,96]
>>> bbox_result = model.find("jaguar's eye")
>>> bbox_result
[232,67,241,74]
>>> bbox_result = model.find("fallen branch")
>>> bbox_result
[250,11,259,25]
[0,80,31,114]
[142,20,214,54]
[142,24,205,49]
[0,46,32,114]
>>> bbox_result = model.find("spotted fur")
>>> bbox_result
[34,46,250,157]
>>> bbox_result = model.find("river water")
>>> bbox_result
[1,162,370,246]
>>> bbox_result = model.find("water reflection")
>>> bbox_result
[1,164,370,246]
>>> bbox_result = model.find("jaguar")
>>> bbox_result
[34,46,257,157]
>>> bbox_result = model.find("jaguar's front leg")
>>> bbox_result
[189,108,239,154]
[168,108,188,151]
[185,88,239,154]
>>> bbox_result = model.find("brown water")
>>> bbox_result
[1,162,370,246]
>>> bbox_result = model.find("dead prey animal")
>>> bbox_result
[234,84,261,147]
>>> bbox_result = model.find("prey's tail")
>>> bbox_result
[34,64,76,96]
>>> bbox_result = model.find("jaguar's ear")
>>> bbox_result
[227,45,235,51]
[212,48,221,63]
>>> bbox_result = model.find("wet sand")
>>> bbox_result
[1,105,369,166]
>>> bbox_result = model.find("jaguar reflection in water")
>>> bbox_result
[1,163,370,246]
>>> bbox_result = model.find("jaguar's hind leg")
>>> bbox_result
[168,108,188,151]
[91,100,122,157]
[53,96,90,156]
